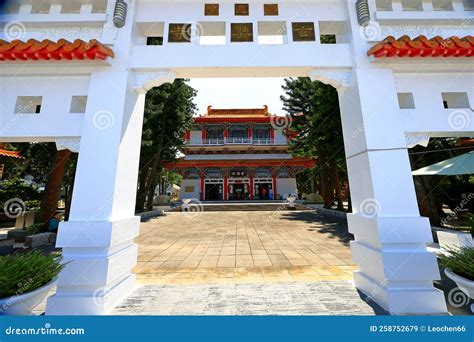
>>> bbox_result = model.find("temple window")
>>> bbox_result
[375,0,393,11]
[433,0,454,11]
[278,168,290,178]
[204,4,219,16]
[70,96,88,113]
[15,96,42,114]
[185,168,200,180]
[319,21,349,44]
[401,0,423,11]
[198,22,226,45]
[253,125,270,139]
[228,125,247,140]
[397,93,415,109]
[258,21,287,45]
[31,1,50,14]
[147,37,164,46]
[264,4,279,16]
[441,92,470,109]
[255,167,272,178]
[206,126,225,141]
[235,4,250,16]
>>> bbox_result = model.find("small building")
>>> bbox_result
[167,106,315,201]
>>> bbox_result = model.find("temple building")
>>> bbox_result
[167,106,315,201]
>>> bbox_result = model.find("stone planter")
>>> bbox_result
[445,268,474,313]
[0,277,58,315]
[437,230,473,250]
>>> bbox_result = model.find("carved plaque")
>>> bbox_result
[264,4,279,16]
[168,23,191,43]
[235,3,249,16]
[205,4,219,16]
[231,23,253,42]
[292,22,316,41]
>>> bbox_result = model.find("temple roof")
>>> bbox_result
[0,39,114,62]
[0,149,22,159]
[368,35,474,58]
[195,105,277,123]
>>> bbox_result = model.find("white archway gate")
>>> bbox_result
[1,0,472,315]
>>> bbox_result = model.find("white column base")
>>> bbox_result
[348,214,448,315]
[46,217,140,315]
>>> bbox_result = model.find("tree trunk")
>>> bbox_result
[64,159,77,221]
[319,157,332,208]
[330,159,344,210]
[135,170,148,212]
[39,149,71,230]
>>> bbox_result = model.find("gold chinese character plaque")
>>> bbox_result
[231,23,253,42]
[264,4,279,16]
[235,3,249,16]
[205,4,219,16]
[292,22,315,41]
[168,23,191,43]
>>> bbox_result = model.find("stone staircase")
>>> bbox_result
[171,201,313,212]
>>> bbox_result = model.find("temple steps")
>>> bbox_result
[170,201,313,212]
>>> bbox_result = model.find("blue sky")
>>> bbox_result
[189,78,287,115]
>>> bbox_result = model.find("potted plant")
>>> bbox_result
[0,251,64,315]
[439,247,474,313]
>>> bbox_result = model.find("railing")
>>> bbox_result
[188,138,275,146]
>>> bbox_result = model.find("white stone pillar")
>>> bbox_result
[338,68,447,314]
[46,71,146,315]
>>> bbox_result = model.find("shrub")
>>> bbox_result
[0,251,64,299]
[305,193,324,204]
[24,223,42,236]
[439,247,474,281]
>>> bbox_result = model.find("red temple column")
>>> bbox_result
[201,130,206,142]
[224,126,229,140]
[200,174,205,201]
[249,176,254,200]
[269,127,275,140]
[248,127,253,140]
[272,175,277,200]
[223,176,228,201]
[185,130,190,142]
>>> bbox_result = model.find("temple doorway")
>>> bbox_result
[204,181,223,201]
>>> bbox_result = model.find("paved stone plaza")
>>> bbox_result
[134,211,356,285]
[117,211,381,315]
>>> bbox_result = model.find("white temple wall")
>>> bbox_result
[180,179,202,200]
[394,73,474,136]
[276,178,297,199]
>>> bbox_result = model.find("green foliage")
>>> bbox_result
[305,193,324,204]
[0,251,64,299]
[439,247,474,281]
[0,179,41,210]
[24,223,42,236]
[468,214,474,236]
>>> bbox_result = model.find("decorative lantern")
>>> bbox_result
[113,0,128,28]
[356,0,370,26]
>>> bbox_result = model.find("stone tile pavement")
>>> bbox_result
[134,211,356,285]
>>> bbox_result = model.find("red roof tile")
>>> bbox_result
[368,35,474,58]
[0,39,114,61]
[0,149,22,159]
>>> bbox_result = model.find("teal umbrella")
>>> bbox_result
[412,151,474,176]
